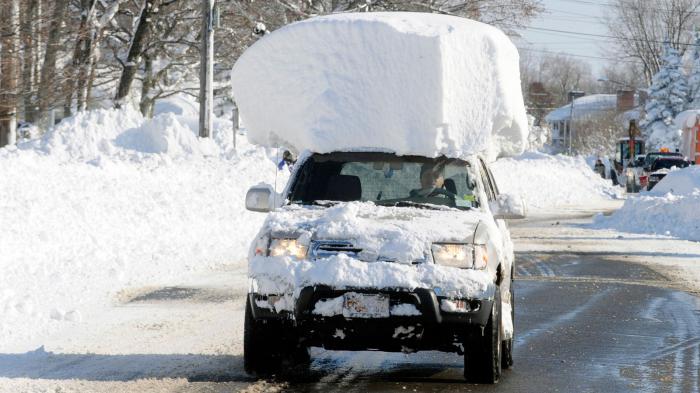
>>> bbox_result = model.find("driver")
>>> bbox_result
[410,163,457,198]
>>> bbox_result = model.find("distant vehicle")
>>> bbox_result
[640,150,684,190]
[642,150,683,171]
[647,157,691,190]
[612,137,645,193]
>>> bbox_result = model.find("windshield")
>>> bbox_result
[651,159,689,171]
[288,152,479,210]
[645,152,682,167]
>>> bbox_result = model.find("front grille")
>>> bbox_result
[310,240,362,260]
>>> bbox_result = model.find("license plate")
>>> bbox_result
[342,292,390,318]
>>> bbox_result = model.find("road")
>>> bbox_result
[1,212,699,392]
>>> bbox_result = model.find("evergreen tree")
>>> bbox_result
[687,31,700,109]
[641,43,689,149]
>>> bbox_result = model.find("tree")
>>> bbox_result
[641,43,689,149]
[687,31,700,109]
[38,0,71,126]
[0,0,20,147]
[114,0,160,109]
[605,0,700,85]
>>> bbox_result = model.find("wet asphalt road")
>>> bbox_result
[277,251,700,392]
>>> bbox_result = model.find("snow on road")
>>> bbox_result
[490,151,622,212]
[0,105,284,352]
[594,166,700,242]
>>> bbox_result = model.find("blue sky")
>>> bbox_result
[516,0,611,74]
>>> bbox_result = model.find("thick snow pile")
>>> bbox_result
[0,103,282,351]
[250,253,494,301]
[232,13,528,161]
[490,152,621,211]
[594,166,700,241]
[651,165,700,195]
[256,202,504,263]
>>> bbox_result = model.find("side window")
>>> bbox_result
[486,167,500,196]
[478,159,496,202]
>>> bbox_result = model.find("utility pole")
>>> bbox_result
[567,91,585,155]
[199,0,215,138]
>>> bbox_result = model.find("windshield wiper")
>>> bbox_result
[382,201,444,210]
[299,200,339,207]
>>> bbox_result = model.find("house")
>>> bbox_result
[674,110,700,164]
[545,90,640,152]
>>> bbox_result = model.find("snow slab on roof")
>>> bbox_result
[545,94,618,123]
[231,12,528,162]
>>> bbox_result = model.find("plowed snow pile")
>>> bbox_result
[0,104,282,351]
[593,166,700,241]
[490,152,622,211]
[232,13,528,161]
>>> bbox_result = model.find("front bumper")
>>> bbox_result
[249,286,494,353]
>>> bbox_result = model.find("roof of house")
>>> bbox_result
[545,94,618,123]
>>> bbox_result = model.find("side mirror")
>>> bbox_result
[245,184,276,212]
[490,194,526,220]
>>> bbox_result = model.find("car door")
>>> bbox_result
[478,158,515,279]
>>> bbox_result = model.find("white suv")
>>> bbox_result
[244,151,525,384]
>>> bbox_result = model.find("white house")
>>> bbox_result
[545,90,640,152]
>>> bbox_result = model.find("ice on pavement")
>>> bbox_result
[594,166,700,241]
[231,12,528,161]
[0,99,285,351]
[491,151,622,211]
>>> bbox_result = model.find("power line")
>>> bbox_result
[556,0,700,15]
[518,47,643,64]
[513,25,698,47]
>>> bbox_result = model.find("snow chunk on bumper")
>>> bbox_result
[231,13,528,161]
[249,254,494,300]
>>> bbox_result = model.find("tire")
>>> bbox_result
[464,286,502,384]
[244,297,309,376]
[501,282,514,370]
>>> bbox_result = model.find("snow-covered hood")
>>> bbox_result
[257,202,487,263]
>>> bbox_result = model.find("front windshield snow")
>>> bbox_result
[289,152,479,210]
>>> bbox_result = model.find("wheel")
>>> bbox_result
[244,297,309,376]
[501,282,514,370]
[464,285,502,384]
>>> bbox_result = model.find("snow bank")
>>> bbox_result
[0,103,283,351]
[231,12,528,161]
[490,152,621,211]
[651,165,700,195]
[594,166,700,241]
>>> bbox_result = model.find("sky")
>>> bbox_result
[515,0,612,75]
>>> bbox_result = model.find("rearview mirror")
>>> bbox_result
[490,193,526,220]
[246,184,276,212]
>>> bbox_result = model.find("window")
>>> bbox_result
[289,152,480,210]
[478,159,496,202]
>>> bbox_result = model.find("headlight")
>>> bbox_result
[268,238,307,259]
[431,243,488,269]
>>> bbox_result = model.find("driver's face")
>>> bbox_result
[421,171,444,188]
